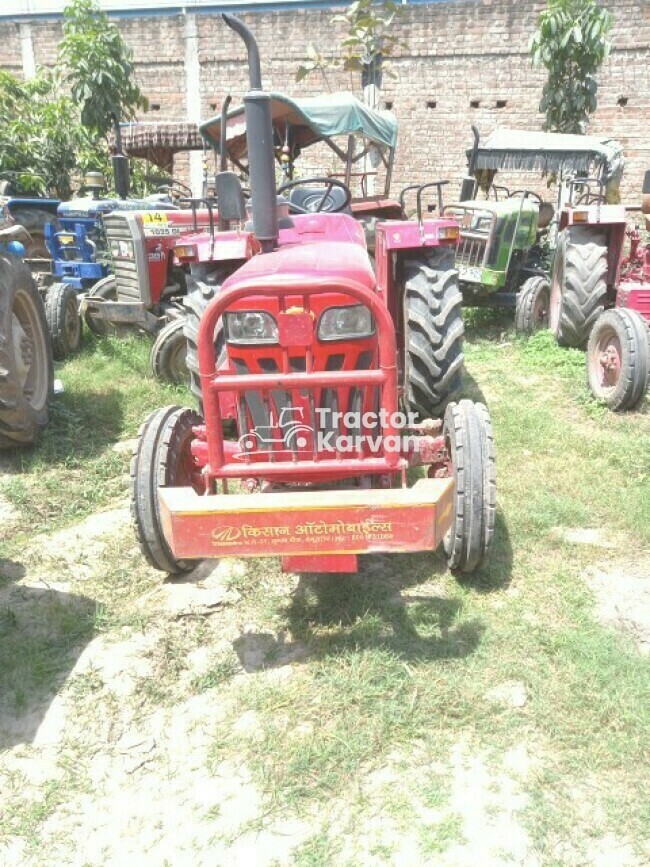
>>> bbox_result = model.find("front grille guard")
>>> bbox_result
[197,275,403,485]
[444,205,496,269]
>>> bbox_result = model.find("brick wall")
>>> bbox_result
[1,0,648,203]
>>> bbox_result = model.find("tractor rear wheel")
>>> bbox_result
[515,276,550,334]
[131,405,202,574]
[443,399,496,574]
[0,255,53,448]
[183,277,227,404]
[586,309,649,411]
[403,247,464,419]
[9,208,60,260]
[550,227,607,348]
[84,275,118,336]
[150,318,189,385]
[45,282,82,360]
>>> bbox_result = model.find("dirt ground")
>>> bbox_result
[1,501,648,866]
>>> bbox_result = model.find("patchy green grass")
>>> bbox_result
[1,319,649,864]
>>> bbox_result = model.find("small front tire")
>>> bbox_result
[150,318,189,385]
[131,405,202,574]
[84,275,118,336]
[443,399,496,574]
[45,283,82,360]
[586,309,649,411]
[515,276,550,335]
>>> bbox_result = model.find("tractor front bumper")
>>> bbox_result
[81,298,159,333]
[159,477,455,573]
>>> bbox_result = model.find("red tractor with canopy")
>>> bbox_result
[130,14,495,580]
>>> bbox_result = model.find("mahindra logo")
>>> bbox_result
[211,526,241,542]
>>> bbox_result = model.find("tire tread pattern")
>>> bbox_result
[404,247,464,418]
[556,227,607,348]
[0,255,53,448]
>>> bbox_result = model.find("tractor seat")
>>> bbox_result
[537,201,555,229]
[288,186,352,215]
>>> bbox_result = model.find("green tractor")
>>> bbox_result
[444,128,624,339]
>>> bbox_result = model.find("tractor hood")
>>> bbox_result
[58,196,177,220]
[222,212,375,292]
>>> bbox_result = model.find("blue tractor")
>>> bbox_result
[42,172,182,359]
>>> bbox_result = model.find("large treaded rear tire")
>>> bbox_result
[443,399,496,574]
[131,405,202,574]
[0,254,53,448]
[403,247,464,419]
[183,277,227,404]
[45,282,82,360]
[586,308,649,411]
[550,227,607,348]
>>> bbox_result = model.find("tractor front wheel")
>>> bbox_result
[150,319,189,385]
[84,275,118,336]
[586,309,649,411]
[403,247,464,419]
[45,283,82,360]
[515,276,550,335]
[131,405,202,574]
[0,255,53,448]
[443,399,496,574]
[549,227,607,348]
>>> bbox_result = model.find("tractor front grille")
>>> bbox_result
[229,348,378,458]
[103,213,151,305]
[456,232,488,269]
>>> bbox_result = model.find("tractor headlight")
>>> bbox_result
[225,311,278,345]
[318,305,374,341]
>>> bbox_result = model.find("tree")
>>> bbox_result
[0,70,80,197]
[58,0,148,141]
[296,0,404,108]
[531,0,613,134]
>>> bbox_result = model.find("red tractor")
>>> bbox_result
[585,171,650,411]
[131,15,495,580]
[82,203,215,383]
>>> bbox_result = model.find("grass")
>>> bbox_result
[0,321,649,863]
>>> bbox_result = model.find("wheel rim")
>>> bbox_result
[590,325,622,390]
[12,289,49,411]
[532,286,550,330]
[64,294,81,348]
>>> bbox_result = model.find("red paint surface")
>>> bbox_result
[158,478,454,562]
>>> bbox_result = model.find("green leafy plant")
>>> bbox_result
[531,0,613,133]
[296,0,404,105]
[0,70,79,197]
[58,0,148,140]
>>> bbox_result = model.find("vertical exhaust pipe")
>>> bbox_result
[222,14,278,252]
[459,125,480,201]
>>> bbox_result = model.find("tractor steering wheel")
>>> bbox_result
[509,190,543,205]
[277,177,352,214]
[157,179,193,201]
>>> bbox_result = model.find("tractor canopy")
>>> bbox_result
[469,129,624,201]
[201,92,398,161]
[201,92,398,199]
